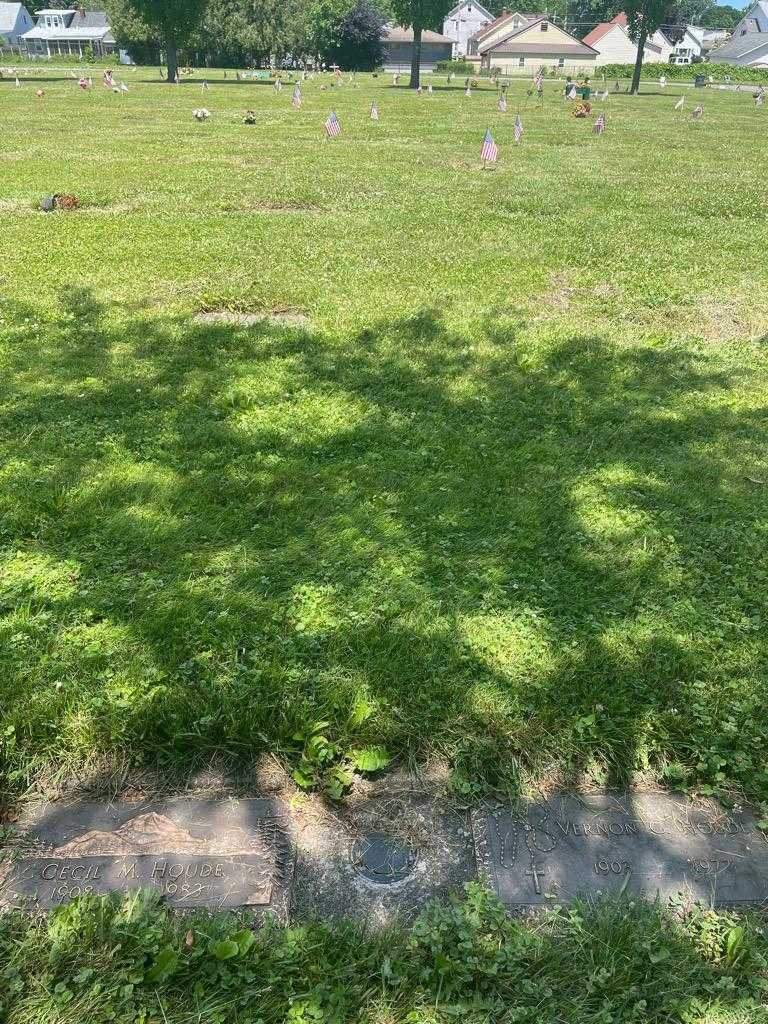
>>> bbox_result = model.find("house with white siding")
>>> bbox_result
[443,0,494,56]
[0,2,33,48]
[708,3,767,66]
[582,13,673,66]
[21,8,117,58]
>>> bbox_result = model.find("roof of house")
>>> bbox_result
[470,9,541,43]
[0,2,25,32]
[23,7,113,40]
[445,0,493,19]
[484,17,599,55]
[582,19,621,47]
[708,30,768,61]
[385,24,454,44]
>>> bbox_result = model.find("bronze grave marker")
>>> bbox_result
[472,793,768,908]
[1,799,293,918]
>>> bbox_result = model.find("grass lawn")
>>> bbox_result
[0,69,767,803]
[3,886,768,1024]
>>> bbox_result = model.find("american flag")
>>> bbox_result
[692,104,703,120]
[480,128,498,163]
[325,111,341,137]
[465,86,472,97]
[593,113,605,134]
[498,94,507,112]
[514,113,523,142]
[292,84,302,108]
[674,95,685,110]
[534,72,543,89]
[567,85,577,100]
[370,99,379,121]
[428,81,433,93]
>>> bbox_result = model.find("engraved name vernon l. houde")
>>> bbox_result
[1,799,293,917]
[472,793,768,908]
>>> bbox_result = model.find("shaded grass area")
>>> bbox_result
[0,293,766,800]
[0,74,767,800]
[1,886,767,1023]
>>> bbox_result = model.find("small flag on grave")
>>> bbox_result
[370,99,379,121]
[201,79,209,92]
[465,86,472,97]
[692,104,703,120]
[514,113,523,142]
[674,95,685,110]
[428,81,433,93]
[593,112,605,134]
[498,94,507,112]
[15,76,20,87]
[567,86,577,100]
[292,84,302,108]
[120,81,129,93]
[480,128,498,165]
[325,111,341,137]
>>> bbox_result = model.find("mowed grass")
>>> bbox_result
[1,71,767,800]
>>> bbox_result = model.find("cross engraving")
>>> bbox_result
[525,861,547,895]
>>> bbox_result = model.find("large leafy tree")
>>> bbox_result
[317,0,387,69]
[701,2,741,28]
[107,0,209,80]
[389,0,452,89]
[625,0,684,94]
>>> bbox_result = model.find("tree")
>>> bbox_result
[389,0,452,88]
[701,3,742,29]
[625,0,684,94]
[316,0,387,69]
[107,0,209,81]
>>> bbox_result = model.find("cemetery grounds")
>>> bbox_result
[1,69,768,1022]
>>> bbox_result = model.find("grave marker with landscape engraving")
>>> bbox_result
[473,793,768,909]
[0,799,294,919]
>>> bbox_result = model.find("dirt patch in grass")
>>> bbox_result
[537,273,618,313]
[691,294,768,343]
[195,307,310,327]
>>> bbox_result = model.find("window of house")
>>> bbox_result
[557,56,565,67]
[518,56,525,66]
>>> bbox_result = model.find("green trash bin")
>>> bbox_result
[694,74,706,87]
[580,85,591,100]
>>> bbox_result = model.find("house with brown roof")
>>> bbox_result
[382,24,454,71]
[582,13,673,66]
[479,16,599,74]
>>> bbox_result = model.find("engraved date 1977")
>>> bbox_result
[687,859,733,874]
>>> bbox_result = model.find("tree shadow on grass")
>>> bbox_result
[0,291,766,801]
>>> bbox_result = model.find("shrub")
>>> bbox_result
[435,59,475,75]
[598,61,768,85]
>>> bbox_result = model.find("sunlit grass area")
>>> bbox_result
[1,70,767,801]
[2,886,768,1024]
